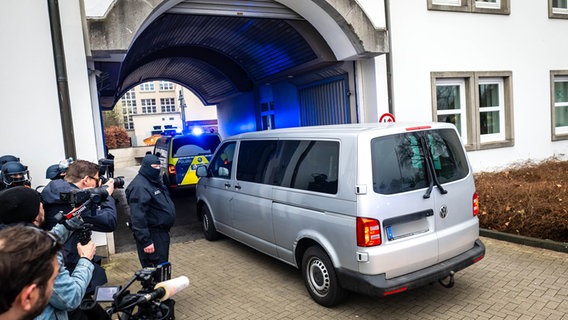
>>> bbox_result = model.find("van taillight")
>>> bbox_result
[473,192,479,216]
[168,165,176,175]
[356,217,381,247]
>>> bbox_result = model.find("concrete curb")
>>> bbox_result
[480,228,568,253]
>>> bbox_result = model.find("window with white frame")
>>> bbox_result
[435,79,468,144]
[428,0,509,14]
[432,71,513,150]
[550,0,568,18]
[120,89,137,130]
[160,98,176,113]
[141,99,157,113]
[159,81,174,91]
[551,72,568,139]
[478,78,506,143]
[139,82,155,92]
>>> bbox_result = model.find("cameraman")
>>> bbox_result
[0,186,97,320]
[40,160,117,303]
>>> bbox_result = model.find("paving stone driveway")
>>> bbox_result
[103,237,568,319]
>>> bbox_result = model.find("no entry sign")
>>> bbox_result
[379,113,395,123]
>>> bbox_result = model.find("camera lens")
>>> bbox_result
[113,176,125,189]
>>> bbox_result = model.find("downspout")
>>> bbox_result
[384,0,394,115]
[48,0,77,159]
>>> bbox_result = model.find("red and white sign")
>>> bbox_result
[379,113,396,123]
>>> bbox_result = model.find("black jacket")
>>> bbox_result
[125,173,176,248]
[41,179,117,292]
[41,179,117,232]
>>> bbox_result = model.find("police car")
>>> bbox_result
[154,129,221,191]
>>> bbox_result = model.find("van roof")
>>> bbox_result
[227,122,456,140]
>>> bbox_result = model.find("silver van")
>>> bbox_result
[195,123,485,307]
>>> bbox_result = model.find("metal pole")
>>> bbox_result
[179,90,188,134]
[48,0,77,158]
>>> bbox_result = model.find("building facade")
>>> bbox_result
[114,80,217,146]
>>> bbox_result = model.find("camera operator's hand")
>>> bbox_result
[143,243,155,254]
[77,240,96,261]
[104,178,115,196]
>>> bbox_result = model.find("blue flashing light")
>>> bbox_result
[191,127,204,136]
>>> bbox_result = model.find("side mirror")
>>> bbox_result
[196,165,209,177]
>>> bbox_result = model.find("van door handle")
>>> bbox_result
[234,184,241,190]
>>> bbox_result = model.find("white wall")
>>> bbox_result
[0,1,101,189]
[0,1,108,249]
[383,1,568,171]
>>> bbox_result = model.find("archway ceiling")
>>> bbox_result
[100,12,338,109]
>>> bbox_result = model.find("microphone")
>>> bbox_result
[144,276,190,302]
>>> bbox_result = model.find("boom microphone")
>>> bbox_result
[152,276,190,302]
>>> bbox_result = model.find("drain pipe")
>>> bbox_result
[384,0,394,115]
[47,0,77,159]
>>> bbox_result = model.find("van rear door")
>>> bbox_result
[426,128,478,261]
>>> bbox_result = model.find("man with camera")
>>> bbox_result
[0,186,97,320]
[40,159,117,317]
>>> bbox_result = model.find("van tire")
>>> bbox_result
[301,246,345,307]
[201,206,220,241]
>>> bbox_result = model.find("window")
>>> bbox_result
[161,98,176,113]
[435,79,468,144]
[237,140,278,183]
[428,0,509,14]
[120,89,137,130]
[550,0,568,19]
[141,99,157,114]
[139,82,155,92]
[235,140,339,194]
[431,71,514,150]
[159,81,174,91]
[209,142,236,178]
[261,101,275,130]
[371,129,468,195]
[478,78,506,143]
[551,71,568,140]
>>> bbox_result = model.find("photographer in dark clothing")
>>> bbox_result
[126,154,176,268]
[40,160,117,297]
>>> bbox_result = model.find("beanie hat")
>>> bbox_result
[0,186,40,224]
[141,154,160,167]
[139,154,161,184]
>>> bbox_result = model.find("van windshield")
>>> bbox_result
[371,129,469,195]
[172,135,221,158]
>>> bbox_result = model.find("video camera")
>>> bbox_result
[89,262,189,320]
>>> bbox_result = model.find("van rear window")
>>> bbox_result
[172,135,221,158]
[371,129,468,195]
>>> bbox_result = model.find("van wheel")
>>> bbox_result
[301,246,346,307]
[201,206,220,241]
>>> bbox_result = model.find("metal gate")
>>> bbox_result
[298,75,349,126]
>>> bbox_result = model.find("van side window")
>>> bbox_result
[236,140,277,183]
[280,140,339,194]
[209,142,236,179]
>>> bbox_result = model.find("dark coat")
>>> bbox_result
[125,173,176,248]
[41,179,117,293]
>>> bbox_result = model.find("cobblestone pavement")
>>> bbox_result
[102,236,568,319]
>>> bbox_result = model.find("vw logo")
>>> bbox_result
[440,205,448,218]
